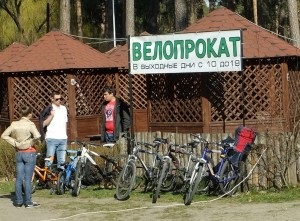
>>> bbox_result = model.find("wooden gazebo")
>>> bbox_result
[107,7,300,134]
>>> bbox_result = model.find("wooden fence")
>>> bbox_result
[117,131,300,190]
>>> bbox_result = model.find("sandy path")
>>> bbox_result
[1,193,299,221]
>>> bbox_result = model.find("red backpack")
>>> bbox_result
[234,126,256,153]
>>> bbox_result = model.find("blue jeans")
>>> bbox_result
[45,138,67,168]
[15,152,36,205]
[105,132,114,143]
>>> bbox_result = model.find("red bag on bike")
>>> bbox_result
[234,126,256,153]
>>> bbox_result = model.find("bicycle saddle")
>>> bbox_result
[103,143,115,148]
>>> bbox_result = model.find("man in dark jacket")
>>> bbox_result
[101,86,130,142]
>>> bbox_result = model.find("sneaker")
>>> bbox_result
[25,202,40,208]
[13,203,23,208]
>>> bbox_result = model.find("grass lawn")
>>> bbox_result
[1,180,300,204]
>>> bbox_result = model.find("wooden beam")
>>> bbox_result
[7,77,14,122]
[67,73,77,140]
[281,62,290,131]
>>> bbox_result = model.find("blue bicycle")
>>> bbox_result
[184,134,240,205]
[57,150,78,195]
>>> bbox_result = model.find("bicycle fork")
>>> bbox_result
[188,157,207,185]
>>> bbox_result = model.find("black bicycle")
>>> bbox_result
[153,139,202,203]
[72,141,126,196]
[115,137,169,201]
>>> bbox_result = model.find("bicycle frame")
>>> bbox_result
[201,144,238,182]
[33,165,57,182]
[127,143,162,181]
[194,135,240,195]
[32,156,57,183]
[77,145,98,165]
[168,143,200,183]
[64,152,78,184]
[119,138,166,193]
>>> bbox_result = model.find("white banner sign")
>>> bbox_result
[129,30,242,74]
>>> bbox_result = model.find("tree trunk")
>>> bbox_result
[253,0,258,24]
[99,1,106,38]
[76,0,83,41]
[287,0,300,48]
[60,0,71,33]
[188,0,204,24]
[208,0,216,12]
[126,0,135,36]
[149,0,159,34]
[175,0,188,31]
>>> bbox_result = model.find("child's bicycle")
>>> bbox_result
[31,154,59,194]
[56,149,78,195]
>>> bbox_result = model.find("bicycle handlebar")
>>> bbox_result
[169,144,190,154]
[190,134,233,149]
[136,142,154,148]
[153,137,168,145]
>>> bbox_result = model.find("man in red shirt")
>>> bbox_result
[101,86,130,143]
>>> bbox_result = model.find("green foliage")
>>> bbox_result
[0,139,16,180]
[0,0,59,50]
[0,139,45,181]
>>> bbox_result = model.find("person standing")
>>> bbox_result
[1,106,41,208]
[41,91,68,169]
[101,86,130,143]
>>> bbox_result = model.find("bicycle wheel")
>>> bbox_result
[184,164,205,205]
[219,160,239,196]
[32,172,41,193]
[159,161,176,193]
[72,160,85,197]
[115,160,136,201]
[57,171,66,195]
[153,161,170,203]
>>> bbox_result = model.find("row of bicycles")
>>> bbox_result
[30,133,252,206]
[115,134,251,205]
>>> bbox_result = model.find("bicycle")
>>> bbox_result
[153,139,202,203]
[152,141,197,203]
[31,154,59,194]
[72,141,126,197]
[183,134,240,205]
[152,151,172,203]
[115,136,168,201]
[56,149,78,195]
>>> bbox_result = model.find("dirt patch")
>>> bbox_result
[1,192,300,221]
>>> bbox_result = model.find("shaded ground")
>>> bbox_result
[0,192,300,221]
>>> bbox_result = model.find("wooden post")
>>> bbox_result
[281,63,290,131]
[202,97,211,133]
[67,74,77,140]
[7,77,14,122]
